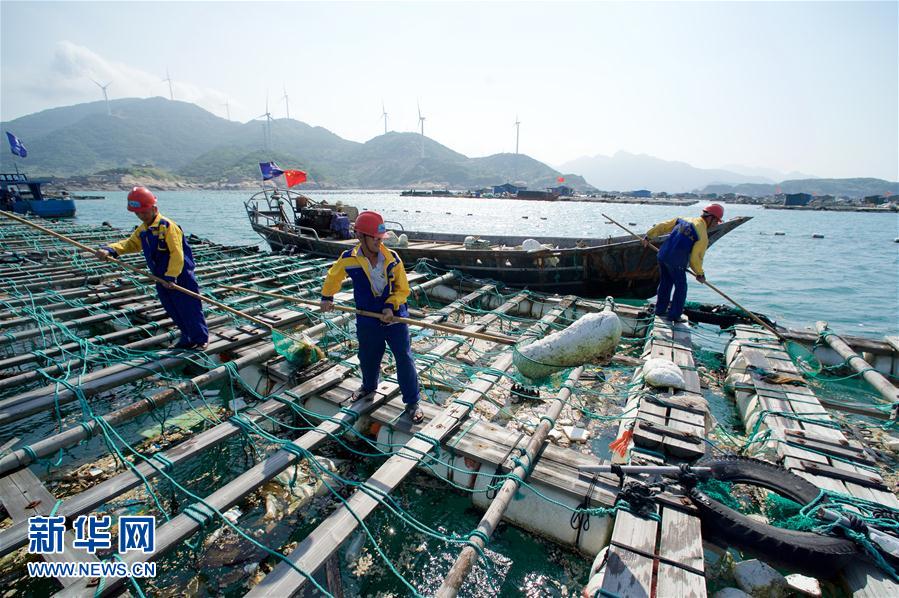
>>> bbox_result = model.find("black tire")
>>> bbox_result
[690,455,858,577]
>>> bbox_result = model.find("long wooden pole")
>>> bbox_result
[602,212,787,341]
[436,366,584,597]
[219,283,519,345]
[0,210,304,341]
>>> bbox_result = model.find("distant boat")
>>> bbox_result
[246,189,750,299]
[0,173,76,218]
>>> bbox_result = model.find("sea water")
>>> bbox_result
[75,190,898,338]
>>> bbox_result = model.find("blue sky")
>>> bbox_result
[1,1,896,180]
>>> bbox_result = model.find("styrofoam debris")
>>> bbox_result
[733,559,788,598]
[223,506,242,524]
[562,426,591,442]
[784,573,821,597]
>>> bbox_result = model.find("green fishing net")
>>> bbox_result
[272,329,325,366]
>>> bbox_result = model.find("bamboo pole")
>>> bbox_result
[602,212,788,341]
[437,366,584,597]
[816,321,899,410]
[220,283,519,346]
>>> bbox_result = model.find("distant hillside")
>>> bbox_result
[1,98,240,176]
[560,151,778,192]
[702,178,899,198]
[1,98,592,191]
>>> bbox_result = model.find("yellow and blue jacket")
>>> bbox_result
[102,213,195,282]
[320,243,411,318]
[646,216,709,275]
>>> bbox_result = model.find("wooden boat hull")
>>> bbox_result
[250,216,750,299]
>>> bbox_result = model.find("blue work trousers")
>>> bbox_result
[356,319,420,405]
[655,260,689,320]
[156,271,208,346]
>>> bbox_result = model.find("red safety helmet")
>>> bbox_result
[354,211,387,238]
[126,187,157,212]
[702,203,724,222]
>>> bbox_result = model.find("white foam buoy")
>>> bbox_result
[514,310,622,380]
[521,238,543,252]
[383,230,400,246]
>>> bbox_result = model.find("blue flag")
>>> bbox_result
[259,161,283,180]
[6,132,27,158]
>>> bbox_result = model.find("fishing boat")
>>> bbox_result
[245,189,750,298]
[0,173,76,218]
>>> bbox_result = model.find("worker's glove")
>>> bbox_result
[641,236,650,248]
[95,248,112,260]
[161,277,176,289]
[380,308,394,324]
[696,274,706,284]
[319,299,334,313]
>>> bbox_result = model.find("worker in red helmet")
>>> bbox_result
[643,203,724,323]
[319,210,422,422]
[95,187,208,350]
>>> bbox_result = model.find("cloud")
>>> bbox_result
[12,41,240,119]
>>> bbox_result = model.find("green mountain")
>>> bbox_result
[0,98,592,191]
[702,178,899,198]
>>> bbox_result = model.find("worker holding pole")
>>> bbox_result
[319,210,423,423]
[643,203,723,323]
[96,186,209,350]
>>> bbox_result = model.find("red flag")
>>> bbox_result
[557,176,565,183]
[284,170,307,187]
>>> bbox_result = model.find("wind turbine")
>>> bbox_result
[514,115,521,155]
[223,100,231,121]
[256,94,274,150]
[163,69,174,100]
[381,101,388,135]
[282,85,290,120]
[417,101,426,158]
[91,78,112,115]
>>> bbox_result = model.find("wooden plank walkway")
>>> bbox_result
[726,324,899,597]
[600,316,708,598]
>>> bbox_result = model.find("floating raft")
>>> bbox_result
[726,325,899,597]
[0,216,896,597]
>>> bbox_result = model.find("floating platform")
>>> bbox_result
[0,216,896,597]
